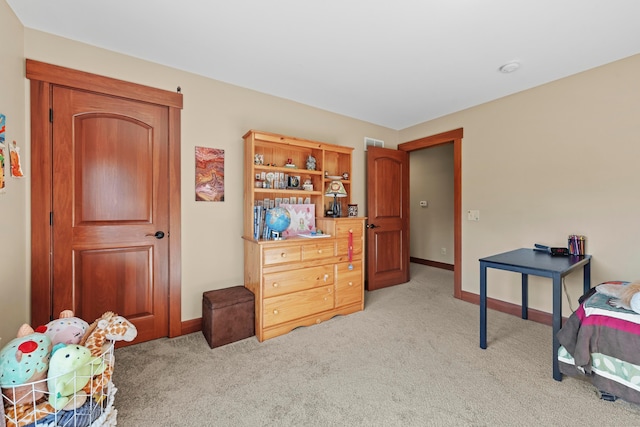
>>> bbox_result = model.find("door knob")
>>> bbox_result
[146,231,165,239]
[366,224,379,229]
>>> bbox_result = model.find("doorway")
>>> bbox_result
[398,128,462,299]
[409,144,454,271]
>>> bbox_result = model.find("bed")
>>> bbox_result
[557,281,640,404]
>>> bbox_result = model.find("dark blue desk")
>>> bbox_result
[479,248,591,381]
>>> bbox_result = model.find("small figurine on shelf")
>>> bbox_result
[342,172,349,180]
[254,154,264,165]
[303,178,313,191]
[285,158,296,168]
[306,155,317,170]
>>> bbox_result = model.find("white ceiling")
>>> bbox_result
[7,0,640,130]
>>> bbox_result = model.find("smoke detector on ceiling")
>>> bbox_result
[498,61,520,73]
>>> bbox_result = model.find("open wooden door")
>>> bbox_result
[366,147,410,290]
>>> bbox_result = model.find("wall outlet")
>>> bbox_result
[467,210,480,221]
[419,200,428,207]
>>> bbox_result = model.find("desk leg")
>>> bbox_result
[583,261,591,295]
[480,262,487,349]
[521,274,528,320]
[552,273,562,381]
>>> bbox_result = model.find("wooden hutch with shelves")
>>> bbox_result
[242,130,365,341]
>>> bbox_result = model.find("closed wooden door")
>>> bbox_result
[51,86,169,343]
[366,147,410,290]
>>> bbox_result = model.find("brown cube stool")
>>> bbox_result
[202,286,255,348]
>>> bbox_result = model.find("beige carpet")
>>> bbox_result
[112,264,640,426]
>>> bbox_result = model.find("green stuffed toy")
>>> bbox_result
[46,343,106,410]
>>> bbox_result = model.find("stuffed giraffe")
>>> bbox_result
[3,401,56,427]
[80,311,138,356]
[80,311,137,396]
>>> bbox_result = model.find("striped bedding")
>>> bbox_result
[557,281,640,404]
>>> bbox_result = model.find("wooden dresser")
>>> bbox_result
[241,129,365,341]
[243,217,364,341]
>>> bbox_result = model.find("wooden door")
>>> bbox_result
[28,59,183,344]
[50,86,169,343]
[366,147,410,290]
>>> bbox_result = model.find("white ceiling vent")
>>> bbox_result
[364,137,384,151]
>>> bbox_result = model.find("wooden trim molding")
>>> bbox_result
[27,59,183,339]
[29,79,53,327]
[398,128,463,299]
[181,318,203,336]
[26,59,183,109]
[460,290,558,327]
[410,257,454,271]
[168,107,182,338]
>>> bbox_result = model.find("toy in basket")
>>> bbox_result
[1,311,137,427]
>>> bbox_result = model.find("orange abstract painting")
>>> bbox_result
[195,146,224,201]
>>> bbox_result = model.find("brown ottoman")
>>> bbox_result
[202,286,255,348]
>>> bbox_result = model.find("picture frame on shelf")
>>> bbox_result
[288,175,300,189]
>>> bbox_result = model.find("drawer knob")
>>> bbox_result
[280,253,287,258]
[323,274,329,282]
[348,281,353,286]
[318,249,323,254]
[273,309,279,315]
[273,282,279,288]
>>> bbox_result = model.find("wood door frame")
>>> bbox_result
[27,59,183,337]
[398,128,463,299]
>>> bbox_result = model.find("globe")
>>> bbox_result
[265,206,291,237]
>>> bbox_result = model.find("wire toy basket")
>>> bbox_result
[2,341,117,427]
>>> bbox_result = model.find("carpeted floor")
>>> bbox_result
[112,264,640,426]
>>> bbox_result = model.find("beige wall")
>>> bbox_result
[400,54,640,316]
[3,0,640,342]
[15,28,397,328]
[0,2,27,342]
[409,145,454,264]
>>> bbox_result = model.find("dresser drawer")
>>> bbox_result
[335,261,362,307]
[335,220,363,240]
[337,238,362,257]
[263,265,334,298]
[263,285,334,327]
[263,245,301,265]
[301,241,335,261]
